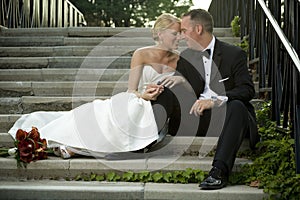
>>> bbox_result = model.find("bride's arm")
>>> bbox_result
[127,50,143,93]
[127,49,163,101]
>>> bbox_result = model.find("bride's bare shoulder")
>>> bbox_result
[133,46,157,55]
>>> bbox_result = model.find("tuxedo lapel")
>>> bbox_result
[184,48,206,80]
[192,49,206,80]
[210,39,222,83]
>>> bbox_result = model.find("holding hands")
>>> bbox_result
[137,75,186,101]
[140,84,164,101]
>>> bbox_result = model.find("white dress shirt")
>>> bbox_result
[200,36,228,105]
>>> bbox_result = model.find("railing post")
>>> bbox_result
[64,0,68,27]
[296,104,300,173]
[69,5,73,27]
[49,0,56,27]
[41,0,49,27]
[248,0,255,60]
[20,0,30,28]
[31,0,40,27]
[57,0,63,27]
[74,10,78,27]
[0,0,7,27]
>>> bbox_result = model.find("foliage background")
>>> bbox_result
[69,0,193,27]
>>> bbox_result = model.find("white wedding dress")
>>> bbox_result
[8,65,174,155]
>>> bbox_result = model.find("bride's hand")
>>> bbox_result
[160,76,185,88]
[141,84,164,100]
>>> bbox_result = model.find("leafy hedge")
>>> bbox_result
[74,168,206,184]
[233,102,300,199]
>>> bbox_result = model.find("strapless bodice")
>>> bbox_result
[138,65,175,93]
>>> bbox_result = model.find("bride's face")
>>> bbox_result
[159,22,181,50]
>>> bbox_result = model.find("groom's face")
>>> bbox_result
[181,16,200,49]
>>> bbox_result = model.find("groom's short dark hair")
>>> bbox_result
[183,9,214,34]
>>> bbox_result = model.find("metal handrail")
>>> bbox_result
[65,0,86,26]
[257,0,300,73]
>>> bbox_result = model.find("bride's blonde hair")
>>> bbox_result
[152,13,180,42]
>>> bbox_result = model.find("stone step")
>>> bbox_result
[0,68,129,81]
[0,96,266,115]
[0,27,151,37]
[0,112,251,152]
[0,96,110,114]
[0,36,240,47]
[0,134,251,178]
[0,156,260,200]
[0,112,251,153]
[0,81,127,97]
[0,36,156,47]
[0,27,233,37]
[0,56,131,69]
[0,46,138,57]
[0,114,21,133]
[0,181,267,200]
[0,126,250,153]
[0,133,13,147]
[0,155,250,179]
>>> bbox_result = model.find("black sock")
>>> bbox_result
[212,160,229,176]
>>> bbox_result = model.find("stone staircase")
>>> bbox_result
[0,27,267,199]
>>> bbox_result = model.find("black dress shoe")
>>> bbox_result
[199,167,228,190]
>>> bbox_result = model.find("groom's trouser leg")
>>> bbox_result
[165,84,199,137]
[151,87,177,132]
[212,100,249,174]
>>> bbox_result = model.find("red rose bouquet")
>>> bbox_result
[9,127,48,167]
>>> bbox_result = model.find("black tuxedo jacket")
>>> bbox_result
[176,38,259,149]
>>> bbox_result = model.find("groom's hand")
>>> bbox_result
[190,99,214,116]
[141,84,164,100]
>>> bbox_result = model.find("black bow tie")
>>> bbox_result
[200,49,211,59]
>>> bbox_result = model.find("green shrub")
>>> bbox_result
[231,16,241,37]
[74,168,206,184]
[236,101,300,199]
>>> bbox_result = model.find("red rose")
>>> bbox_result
[18,140,35,163]
[34,147,48,160]
[28,127,40,141]
[14,127,48,165]
[16,129,28,141]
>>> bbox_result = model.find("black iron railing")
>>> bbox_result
[0,0,86,28]
[253,0,299,173]
[210,0,300,173]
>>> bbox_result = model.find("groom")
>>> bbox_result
[152,9,259,190]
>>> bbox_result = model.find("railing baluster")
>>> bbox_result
[41,0,49,27]
[0,0,7,27]
[209,0,299,146]
[31,0,40,27]
[69,5,73,27]
[1,0,86,28]
[57,0,63,27]
[248,0,300,173]
[74,10,78,27]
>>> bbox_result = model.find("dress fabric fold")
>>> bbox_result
[8,65,174,154]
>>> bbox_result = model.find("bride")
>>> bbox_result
[8,13,182,158]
